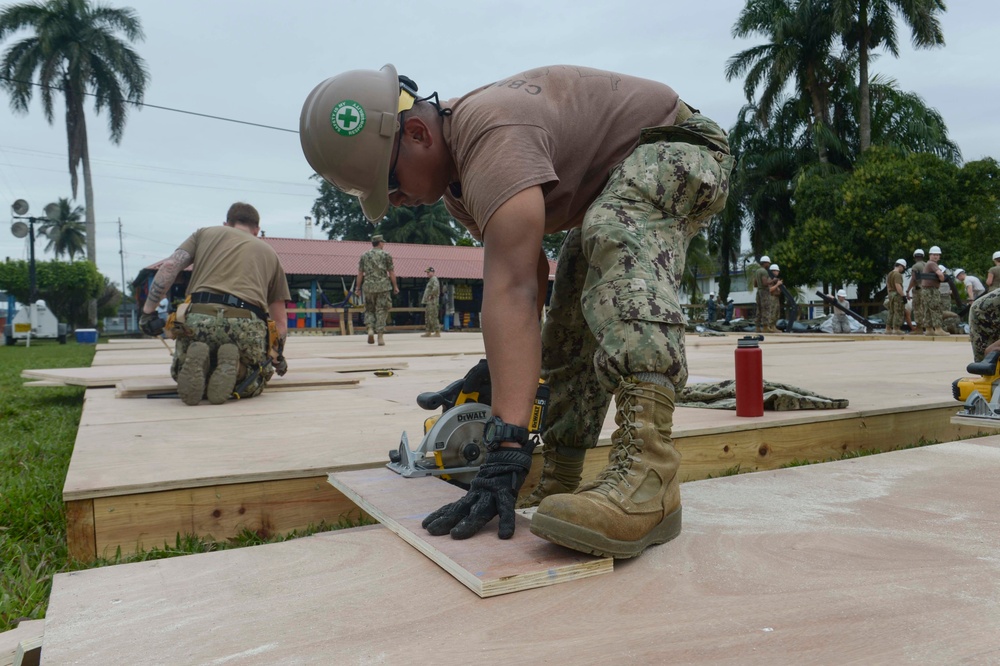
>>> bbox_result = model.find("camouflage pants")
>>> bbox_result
[755,291,777,329]
[424,302,441,332]
[171,312,271,399]
[540,113,733,451]
[969,289,1000,362]
[886,293,905,330]
[919,290,944,331]
[911,289,924,328]
[832,314,851,334]
[363,290,392,333]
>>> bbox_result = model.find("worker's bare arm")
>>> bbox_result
[269,301,288,338]
[535,249,550,317]
[481,186,546,433]
[143,249,193,314]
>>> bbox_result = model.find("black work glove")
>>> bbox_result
[275,355,288,377]
[139,311,165,337]
[422,441,535,540]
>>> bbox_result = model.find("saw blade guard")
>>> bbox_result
[388,402,492,480]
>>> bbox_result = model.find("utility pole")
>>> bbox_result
[118,218,126,299]
[305,215,313,240]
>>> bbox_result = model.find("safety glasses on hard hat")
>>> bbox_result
[388,85,417,194]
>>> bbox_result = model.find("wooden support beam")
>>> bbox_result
[64,500,96,563]
[81,476,363,559]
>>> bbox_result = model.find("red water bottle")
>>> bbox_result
[735,335,764,417]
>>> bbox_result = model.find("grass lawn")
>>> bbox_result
[0,338,358,634]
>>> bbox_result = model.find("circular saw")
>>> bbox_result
[387,359,548,486]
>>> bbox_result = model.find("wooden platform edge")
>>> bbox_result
[0,620,44,666]
[13,634,41,666]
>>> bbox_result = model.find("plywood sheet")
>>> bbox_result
[328,468,611,597]
[43,439,1000,664]
[22,364,170,387]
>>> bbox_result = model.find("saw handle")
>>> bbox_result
[416,379,465,411]
[967,350,1000,377]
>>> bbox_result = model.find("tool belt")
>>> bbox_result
[639,100,730,156]
[189,291,267,321]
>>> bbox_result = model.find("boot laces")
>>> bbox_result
[592,383,646,494]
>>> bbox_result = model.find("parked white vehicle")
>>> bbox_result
[4,300,68,345]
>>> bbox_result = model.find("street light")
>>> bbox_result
[10,199,58,304]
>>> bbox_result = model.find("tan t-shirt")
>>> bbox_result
[178,226,291,311]
[442,65,681,240]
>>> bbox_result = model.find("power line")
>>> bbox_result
[0,144,313,187]
[0,75,299,134]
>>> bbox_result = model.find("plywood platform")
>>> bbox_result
[63,333,987,560]
[42,437,1000,664]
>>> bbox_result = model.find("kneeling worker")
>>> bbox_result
[139,202,291,405]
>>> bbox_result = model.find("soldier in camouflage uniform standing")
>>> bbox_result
[421,267,441,337]
[905,248,926,333]
[885,259,907,335]
[357,234,399,346]
[139,203,291,405]
[920,246,948,336]
[301,64,732,559]
[754,256,775,333]
[986,251,1000,293]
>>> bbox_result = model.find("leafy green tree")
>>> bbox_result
[310,176,374,241]
[379,201,461,245]
[0,258,104,326]
[831,0,946,152]
[775,147,1000,306]
[39,197,86,260]
[0,0,149,266]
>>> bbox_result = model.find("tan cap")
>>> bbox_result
[371,234,384,243]
[426,266,434,272]
[300,64,400,222]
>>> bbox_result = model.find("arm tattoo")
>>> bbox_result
[144,249,192,311]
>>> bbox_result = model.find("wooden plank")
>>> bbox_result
[92,476,364,557]
[0,621,43,666]
[64,499,96,563]
[327,468,612,597]
[114,371,362,398]
[20,380,70,387]
[22,365,169,387]
[12,634,41,666]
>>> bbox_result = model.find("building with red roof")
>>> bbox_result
[134,237,557,330]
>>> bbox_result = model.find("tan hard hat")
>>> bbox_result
[300,64,401,222]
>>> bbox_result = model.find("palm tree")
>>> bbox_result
[831,0,946,152]
[0,0,149,267]
[726,0,840,163]
[40,197,86,260]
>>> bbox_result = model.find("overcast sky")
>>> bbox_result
[0,0,996,289]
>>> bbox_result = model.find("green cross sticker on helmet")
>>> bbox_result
[331,100,367,136]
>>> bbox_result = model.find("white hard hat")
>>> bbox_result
[929,245,942,255]
[993,251,1000,261]
[759,255,771,264]
[770,264,780,272]
[895,258,906,268]
[913,248,925,256]
[709,292,715,297]
[837,289,847,298]
[955,268,966,276]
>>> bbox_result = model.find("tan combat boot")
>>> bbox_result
[516,446,586,509]
[206,343,239,404]
[377,333,385,346]
[177,341,210,406]
[933,327,949,336]
[432,331,440,337]
[531,379,681,559]
[421,332,432,337]
[367,328,375,345]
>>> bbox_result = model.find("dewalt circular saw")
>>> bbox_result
[387,359,548,486]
